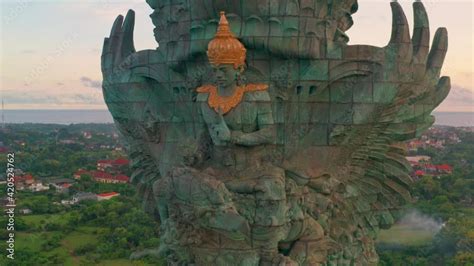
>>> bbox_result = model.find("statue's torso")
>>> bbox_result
[197,88,270,132]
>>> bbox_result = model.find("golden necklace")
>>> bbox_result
[197,84,268,114]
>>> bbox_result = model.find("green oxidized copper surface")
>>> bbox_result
[101,1,450,265]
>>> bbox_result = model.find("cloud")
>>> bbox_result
[2,88,104,107]
[445,86,474,105]
[80,77,102,89]
[3,93,62,105]
[72,94,103,104]
[436,85,474,112]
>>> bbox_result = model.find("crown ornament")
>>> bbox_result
[207,11,246,69]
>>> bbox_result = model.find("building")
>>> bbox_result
[73,169,90,179]
[91,171,114,183]
[91,171,129,184]
[423,164,453,175]
[97,160,113,171]
[424,164,437,174]
[97,158,129,173]
[73,169,130,184]
[407,140,424,152]
[29,182,50,192]
[15,174,35,190]
[82,131,92,139]
[114,175,130,183]
[436,164,453,174]
[412,163,453,178]
[97,192,120,201]
[414,170,425,177]
[72,192,97,203]
[19,208,32,214]
[49,178,75,193]
[12,174,49,192]
[406,156,432,163]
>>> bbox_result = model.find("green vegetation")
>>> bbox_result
[378,128,474,266]
[0,124,162,265]
[378,224,435,247]
[0,123,126,179]
[0,196,163,265]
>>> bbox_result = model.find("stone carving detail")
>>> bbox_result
[101,1,450,265]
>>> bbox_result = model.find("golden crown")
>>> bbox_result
[207,11,246,69]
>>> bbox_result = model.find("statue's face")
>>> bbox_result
[214,64,238,89]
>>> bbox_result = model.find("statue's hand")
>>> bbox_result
[230,130,244,144]
[101,10,166,107]
[210,109,231,144]
[382,2,449,99]
[101,10,137,83]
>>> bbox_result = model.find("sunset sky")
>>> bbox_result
[1,0,473,111]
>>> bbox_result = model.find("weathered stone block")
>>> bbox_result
[353,81,373,103]
[353,104,376,125]
[330,103,353,124]
[300,59,329,81]
[330,81,353,103]
[373,82,398,103]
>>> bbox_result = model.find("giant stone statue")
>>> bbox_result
[101,1,450,265]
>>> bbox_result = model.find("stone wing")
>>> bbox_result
[271,3,450,260]
[101,11,211,214]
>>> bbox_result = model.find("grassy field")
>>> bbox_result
[22,213,70,228]
[13,213,154,266]
[16,231,50,251]
[377,224,436,246]
[98,259,151,266]
[62,228,99,248]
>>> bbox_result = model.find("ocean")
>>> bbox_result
[1,110,473,127]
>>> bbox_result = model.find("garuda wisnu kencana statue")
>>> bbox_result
[101,0,449,265]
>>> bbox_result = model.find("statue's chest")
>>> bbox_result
[201,100,258,132]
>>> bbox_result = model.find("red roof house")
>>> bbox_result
[15,174,34,185]
[415,170,425,177]
[436,164,453,173]
[92,171,129,184]
[424,164,437,173]
[97,192,120,200]
[113,158,129,165]
[97,158,129,172]
[114,175,130,183]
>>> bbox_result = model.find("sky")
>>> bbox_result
[1,0,473,111]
